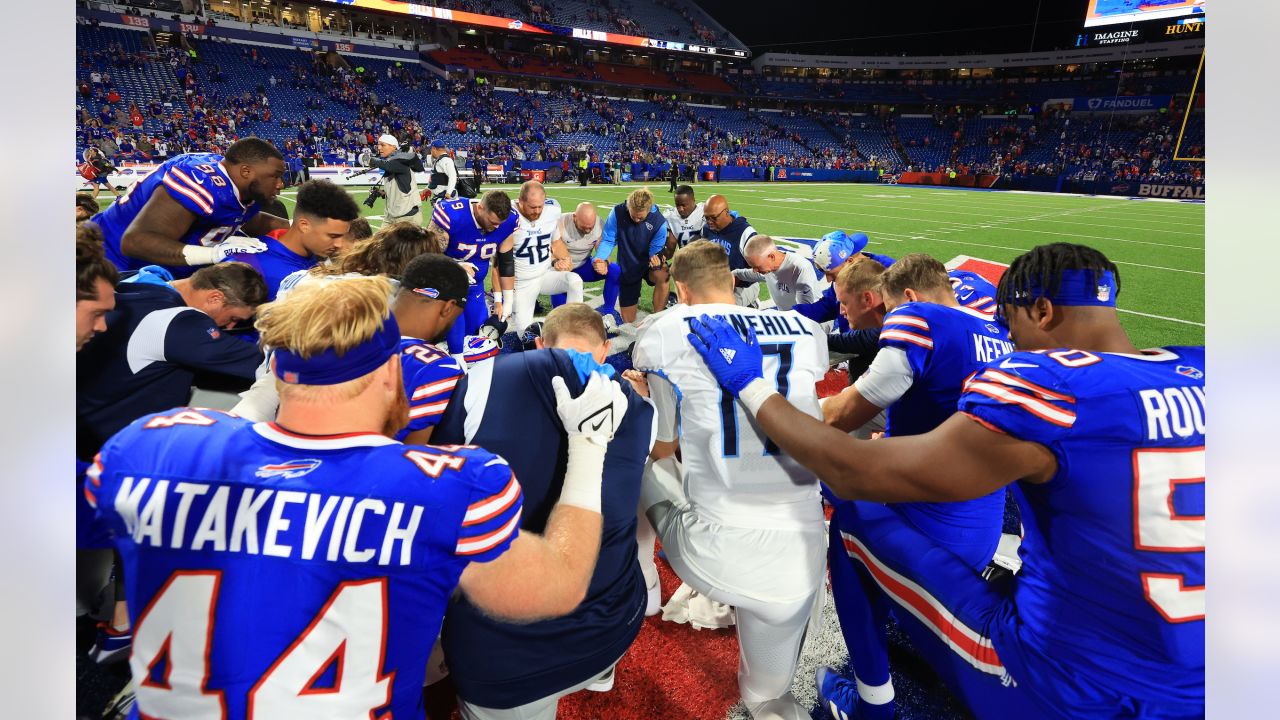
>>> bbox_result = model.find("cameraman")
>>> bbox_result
[425,139,458,202]
[369,133,425,225]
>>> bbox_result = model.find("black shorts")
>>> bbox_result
[620,277,643,307]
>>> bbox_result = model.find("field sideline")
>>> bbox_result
[275,181,1205,349]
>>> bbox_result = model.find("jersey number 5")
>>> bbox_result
[720,343,793,457]
[1133,447,1205,623]
[131,571,393,717]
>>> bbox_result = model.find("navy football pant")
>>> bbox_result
[551,260,620,315]
[446,284,491,354]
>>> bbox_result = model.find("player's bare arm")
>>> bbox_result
[822,384,883,432]
[120,187,199,266]
[402,426,434,445]
[551,225,571,271]
[241,211,290,236]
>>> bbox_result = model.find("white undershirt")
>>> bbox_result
[852,345,915,409]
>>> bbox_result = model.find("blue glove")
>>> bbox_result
[686,314,763,397]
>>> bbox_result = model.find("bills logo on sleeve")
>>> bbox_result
[255,459,323,479]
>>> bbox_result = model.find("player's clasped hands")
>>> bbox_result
[552,372,629,447]
[686,314,764,397]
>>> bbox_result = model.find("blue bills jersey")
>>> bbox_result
[92,153,263,275]
[433,349,655,708]
[83,410,524,720]
[872,302,1014,569]
[948,270,998,316]
[232,229,319,301]
[396,337,465,441]
[433,198,518,282]
[959,347,1205,711]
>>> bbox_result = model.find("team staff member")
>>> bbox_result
[594,188,668,324]
[425,139,458,202]
[734,235,828,311]
[370,133,426,225]
[93,137,289,274]
[234,179,360,300]
[550,202,622,318]
[77,262,268,458]
[700,194,761,307]
[437,304,654,719]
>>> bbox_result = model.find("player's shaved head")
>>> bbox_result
[703,194,731,231]
[573,202,598,233]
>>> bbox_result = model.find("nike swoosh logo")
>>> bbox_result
[999,359,1038,370]
[589,417,607,432]
[580,405,613,434]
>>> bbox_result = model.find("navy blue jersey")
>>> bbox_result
[702,214,756,271]
[960,347,1205,712]
[596,203,669,281]
[434,349,655,708]
[875,302,1014,569]
[433,198,518,282]
[92,153,263,275]
[948,270,998,316]
[76,269,263,458]
[232,229,319,301]
[84,410,523,720]
[396,337,465,441]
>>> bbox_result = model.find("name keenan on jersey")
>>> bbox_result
[513,198,563,280]
[92,153,263,275]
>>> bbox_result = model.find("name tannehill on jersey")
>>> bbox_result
[680,311,816,339]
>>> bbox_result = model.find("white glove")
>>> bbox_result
[182,236,268,266]
[552,373,628,447]
[459,261,479,283]
[498,289,514,322]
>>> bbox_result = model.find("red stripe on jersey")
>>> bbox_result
[163,175,214,214]
[456,509,521,556]
[843,532,1005,676]
[463,475,520,526]
[83,484,97,508]
[168,167,215,206]
[880,329,934,350]
[978,369,1075,403]
[411,377,460,401]
[966,381,1076,428]
[883,315,930,331]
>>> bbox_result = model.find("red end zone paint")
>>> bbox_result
[944,255,1008,286]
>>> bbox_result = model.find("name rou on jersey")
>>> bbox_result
[973,333,1015,364]
[683,312,813,339]
[112,476,425,567]
[1139,386,1206,441]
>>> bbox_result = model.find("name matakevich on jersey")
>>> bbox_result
[108,476,425,566]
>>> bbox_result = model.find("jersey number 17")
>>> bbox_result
[720,343,793,457]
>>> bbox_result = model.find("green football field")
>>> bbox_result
[282,181,1206,348]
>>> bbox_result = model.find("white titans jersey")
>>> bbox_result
[664,203,705,247]
[634,303,828,530]
[513,198,562,280]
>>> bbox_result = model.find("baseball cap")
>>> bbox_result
[377,133,399,147]
[812,230,870,273]
[430,139,447,149]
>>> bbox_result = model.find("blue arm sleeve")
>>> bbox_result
[792,286,839,324]
[648,218,670,257]
[593,209,618,261]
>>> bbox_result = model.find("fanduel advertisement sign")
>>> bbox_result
[1073,95,1172,112]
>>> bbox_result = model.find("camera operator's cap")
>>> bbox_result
[377,133,399,147]
[430,139,446,149]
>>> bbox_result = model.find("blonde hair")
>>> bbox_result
[670,240,732,294]
[877,253,950,300]
[543,303,607,347]
[626,187,654,214]
[835,256,886,295]
[255,275,396,402]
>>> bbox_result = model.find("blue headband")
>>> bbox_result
[1016,269,1118,307]
[272,314,401,385]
